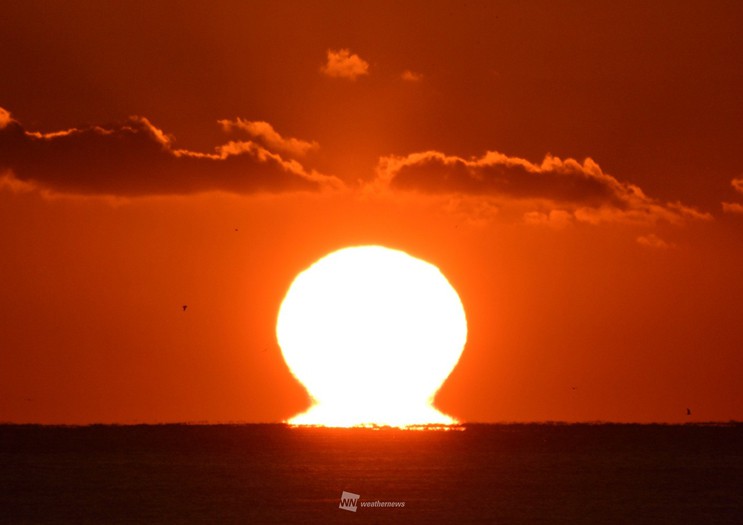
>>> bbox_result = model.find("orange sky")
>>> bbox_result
[1,1,741,424]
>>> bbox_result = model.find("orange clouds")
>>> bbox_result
[320,49,369,80]
[732,178,743,195]
[0,107,12,129]
[374,150,711,225]
[0,108,340,197]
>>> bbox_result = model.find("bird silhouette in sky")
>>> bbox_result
[686,408,692,416]
[182,305,188,312]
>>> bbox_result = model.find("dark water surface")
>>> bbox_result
[1,423,741,524]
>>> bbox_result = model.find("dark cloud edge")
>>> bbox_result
[0,107,343,198]
[371,150,713,226]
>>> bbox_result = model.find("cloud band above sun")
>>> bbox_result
[373,150,712,225]
[0,107,340,197]
[0,105,713,228]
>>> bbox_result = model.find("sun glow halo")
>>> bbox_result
[276,246,467,427]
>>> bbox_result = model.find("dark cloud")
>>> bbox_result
[374,151,711,224]
[0,108,341,197]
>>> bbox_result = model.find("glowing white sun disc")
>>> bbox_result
[276,246,467,427]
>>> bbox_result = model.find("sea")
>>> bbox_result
[1,423,741,524]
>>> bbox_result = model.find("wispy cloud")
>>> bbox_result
[524,210,573,229]
[732,178,743,195]
[0,107,341,197]
[721,178,743,214]
[401,70,423,82]
[722,202,743,214]
[320,49,369,80]
[637,234,675,249]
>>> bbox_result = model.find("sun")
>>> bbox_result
[276,245,467,427]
